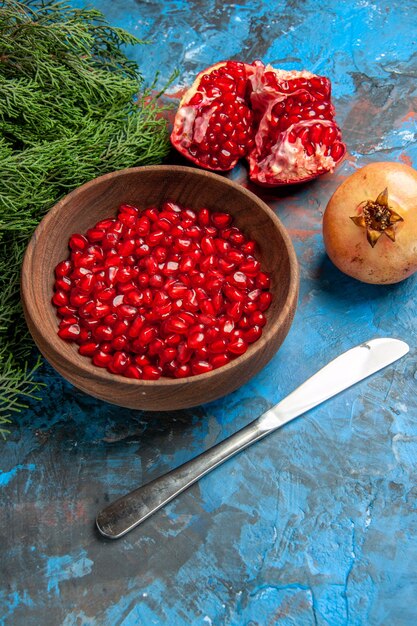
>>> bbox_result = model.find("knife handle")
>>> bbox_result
[96,418,268,539]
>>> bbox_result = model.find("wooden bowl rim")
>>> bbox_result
[21,165,299,388]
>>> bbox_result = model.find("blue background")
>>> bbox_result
[1,1,417,624]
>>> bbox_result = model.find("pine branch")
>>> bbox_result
[0,0,178,433]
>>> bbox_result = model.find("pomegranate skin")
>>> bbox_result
[323,162,417,284]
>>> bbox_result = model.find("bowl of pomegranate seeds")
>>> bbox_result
[21,165,299,410]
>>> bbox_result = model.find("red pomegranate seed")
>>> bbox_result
[244,325,263,343]
[99,341,113,354]
[250,311,267,326]
[198,208,210,226]
[134,355,150,367]
[223,284,246,302]
[165,317,188,334]
[52,290,69,307]
[53,202,272,379]
[117,304,138,319]
[120,203,139,216]
[58,324,80,340]
[125,364,142,379]
[176,311,196,326]
[209,338,228,353]
[211,353,230,368]
[110,351,131,374]
[142,364,162,380]
[139,325,157,345]
[55,260,72,277]
[92,350,112,367]
[187,331,205,349]
[78,341,99,356]
[258,292,272,311]
[165,333,181,346]
[94,325,114,341]
[228,337,248,355]
[57,305,77,318]
[159,347,177,364]
[112,335,128,351]
[69,234,88,251]
[173,364,191,378]
[147,338,164,356]
[128,315,145,338]
[91,303,110,319]
[238,314,251,329]
[211,212,232,229]
[54,277,72,293]
[191,360,213,375]
[95,287,116,302]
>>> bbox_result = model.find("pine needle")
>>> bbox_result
[0,0,178,432]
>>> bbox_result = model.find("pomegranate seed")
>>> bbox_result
[201,236,215,255]
[223,284,246,302]
[139,325,157,345]
[211,353,230,368]
[187,332,205,349]
[52,290,69,307]
[198,208,210,226]
[256,272,271,289]
[55,260,72,278]
[250,311,267,326]
[244,325,263,343]
[117,304,138,319]
[118,238,135,257]
[87,227,105,242]
[112,335,128,351]
[69,234,88,251]
[94,325,114,341]
[191,360,213,375]
[238,315,251,329]
[57,305,77,318]
[93,350,112,368]
[78,273,94,293]
[110,351,131,374]
[165,333,181,346]
[142,364,161,380]
[91,303,110,319]
[58,324,80,340]
[209,338,228,353]
[53,202,271,379]
[228,337,248,355]
[135,355,151,367]
[173,364,191,378]
[78,341,99,357]
[128,315,145,338]
[125,365,142,379]
[211,212,232,228]
[258,292,272,311]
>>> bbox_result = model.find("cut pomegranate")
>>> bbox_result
[171,60,345,185]
[171,61,255,171]
[52,202,272,380]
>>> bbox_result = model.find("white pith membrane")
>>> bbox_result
[248,120,338,184]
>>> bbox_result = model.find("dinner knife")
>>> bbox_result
[96,337,409,539]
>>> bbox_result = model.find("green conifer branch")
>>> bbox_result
[0,0,178,432]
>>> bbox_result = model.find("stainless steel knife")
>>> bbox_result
[96,337,409,539]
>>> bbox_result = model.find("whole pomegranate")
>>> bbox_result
[171,60,345,186]
[323,162,417,284]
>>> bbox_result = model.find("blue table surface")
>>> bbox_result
[1,1,417,625]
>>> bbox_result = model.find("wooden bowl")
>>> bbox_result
[21,166,299,410]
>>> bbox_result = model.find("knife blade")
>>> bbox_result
[96,337,409,539]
